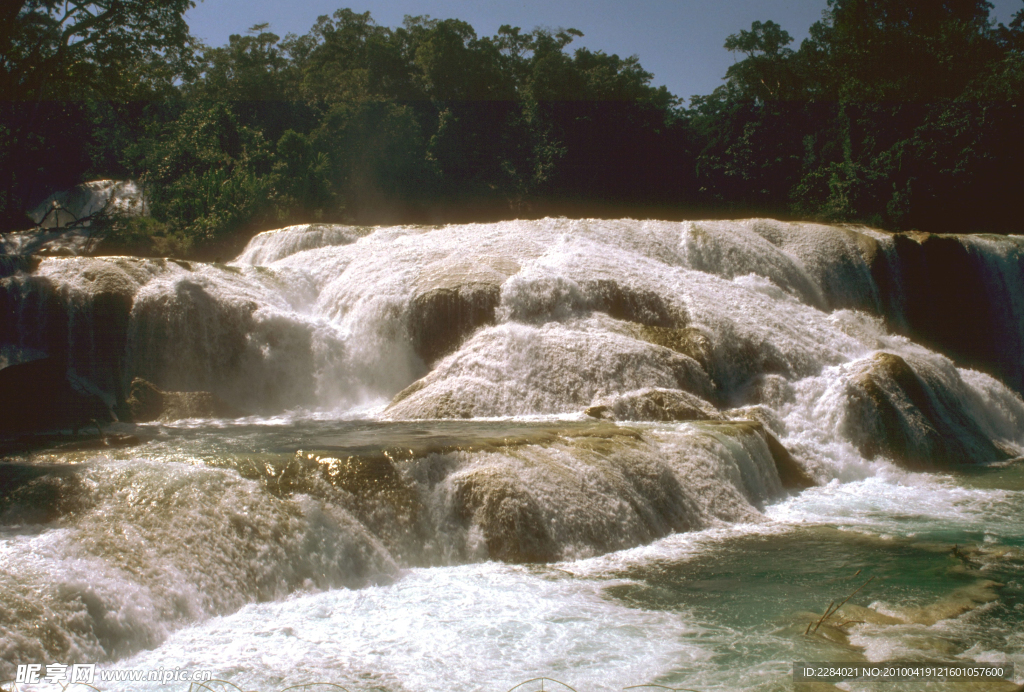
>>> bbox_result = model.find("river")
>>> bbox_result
[2,218,1023,691]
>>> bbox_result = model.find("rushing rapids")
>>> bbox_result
[2,218,1024,691]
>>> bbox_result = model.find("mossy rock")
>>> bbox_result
[762,427,815,489]
[451,467,558,563]
[319,455,416,511]
[581,278,682,327]
[634,325,714,374]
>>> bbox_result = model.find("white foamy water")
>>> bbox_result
[71,463,1024,692]
[96,563,708,692]
[3,218,1024,690]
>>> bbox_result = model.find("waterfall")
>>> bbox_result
[2,218,1023,680]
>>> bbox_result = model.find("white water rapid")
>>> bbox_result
[2,218,1023,691]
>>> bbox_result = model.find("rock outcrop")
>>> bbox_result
[451,467,559,563]
[0,258,147,400]
[28,180,145,230]
[122,378,239,422]
[0,357,112,433]
[759,425,816,489]
[871,232,1024,395]
[841,352,1013,467]
[585,387,720,422]
[690,420,816,490]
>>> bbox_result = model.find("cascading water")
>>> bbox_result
[2,218,1023,691]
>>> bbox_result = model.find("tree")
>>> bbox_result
[187,25,294,103]
[797,0,999,102]
[1,0,195,100]
[312,100,429,213]
[0,0,196,231]
[296,9,415,103]
[137,102,278,255]
[723,20,797,102]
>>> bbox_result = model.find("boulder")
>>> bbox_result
[28,180,145,230]
[761,426,815,489]
[871,232,1024,395]
[499,271,686,328]
[725,404,787,436]
[407,255,517,365]
[409,283,502,366]
[451,467,559,563]
[122,378,239,423]
[581,278,679,327]
[0,357,112,433]
[694,419,815,490]
[0,258,144,400]
[841,352,1012,467]
[385,322,715,419]
[585,387,721,422]
[634,325,715,376]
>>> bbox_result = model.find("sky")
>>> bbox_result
[185,0,1024,104]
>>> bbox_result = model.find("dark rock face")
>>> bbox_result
[122,378,164,422]
[406,255,519,366]
[0,275,69,371]
[760,427,815,489]
[127,279,260,394]
[122,377,239,423]
[582,279,680,327]
[0,357,112,433]
[696,419,816,490]
[586,387,720,422]
[872,233,1024,394]
[408,283,501,365]
[71,264,137,396]
[0,255,40,279]
[0,259,142,401]
[405,265,681,368]
[842,352,1012,468]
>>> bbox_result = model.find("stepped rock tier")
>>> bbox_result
[2,218,1022,453]
[2,218,1024,681]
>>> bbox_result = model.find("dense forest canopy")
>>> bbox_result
[1,0,1023,256]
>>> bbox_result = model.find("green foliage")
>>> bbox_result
[411,18,511,100]
[0,0,196,230]
[139,103,279,250]
[690,0,1024,231]
[126,9,693,246]
[4,2,1022,247]
[1,0,196,100]
[96,215,173,254]
[800,0,999,102]
[723,20,796,102]
[273,130,334,218]
[186,26,294,102]
[313,100,429,208]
